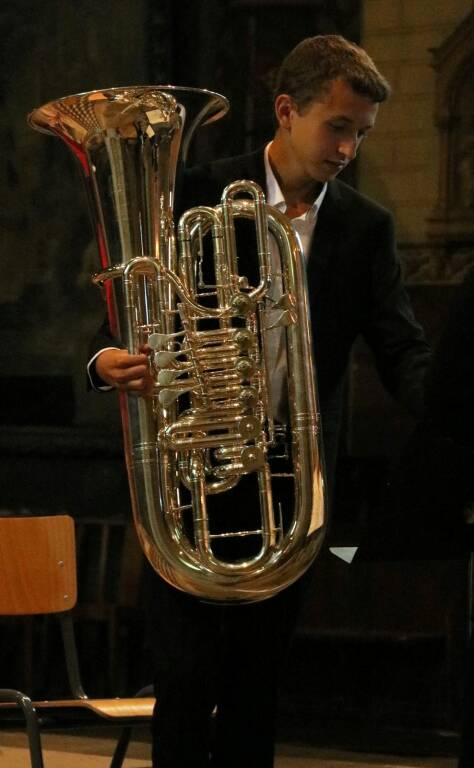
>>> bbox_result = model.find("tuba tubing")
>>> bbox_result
[28,85,327,603]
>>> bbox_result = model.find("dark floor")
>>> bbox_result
[0,728,459,768]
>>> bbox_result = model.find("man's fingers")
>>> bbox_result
[117,353,149,368]
[114,364,149,384]
[121,378,146,391]
[118,376,154,395]
[95,348,153,392]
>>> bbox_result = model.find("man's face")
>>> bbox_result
[278,77,379,183]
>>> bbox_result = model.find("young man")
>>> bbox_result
[89,35,431,768]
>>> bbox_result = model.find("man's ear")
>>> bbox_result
[274,94,295,129]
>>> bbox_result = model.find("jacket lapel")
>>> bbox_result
[308,180,343,271]
[235,147,267,190]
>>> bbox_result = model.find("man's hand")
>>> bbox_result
[95,348,153,395]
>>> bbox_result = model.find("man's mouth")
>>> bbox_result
[326,160,346,171]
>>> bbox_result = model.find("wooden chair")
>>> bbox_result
[0,514,155,768]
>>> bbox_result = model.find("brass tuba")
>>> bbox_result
[29,86,326,602]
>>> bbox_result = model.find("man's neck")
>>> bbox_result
[268,136,323,216]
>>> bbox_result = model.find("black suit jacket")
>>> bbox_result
[365,264,474,560]
[178,148,431,488]
[91,146,431,491]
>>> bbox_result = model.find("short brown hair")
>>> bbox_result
[274,34,391,109]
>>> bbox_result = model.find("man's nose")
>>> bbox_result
[338,137,358,161]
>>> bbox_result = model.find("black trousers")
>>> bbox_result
[144,563,305,768]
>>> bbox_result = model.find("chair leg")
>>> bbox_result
[0,689,44,768]
[109,726,133,768]
[109,684,154,768]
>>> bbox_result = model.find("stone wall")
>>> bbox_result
[360,0,472,252]
[0,0,149,430]
[345,1,473,459]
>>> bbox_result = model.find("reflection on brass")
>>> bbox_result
[29,86,326,603]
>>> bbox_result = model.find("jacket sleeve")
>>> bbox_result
[362,212,432,417]
[87,316,122,390]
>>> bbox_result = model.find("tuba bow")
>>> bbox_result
[29,86,327,603]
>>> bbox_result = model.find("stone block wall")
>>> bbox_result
[359,0,472,246]
[0,0,149,429]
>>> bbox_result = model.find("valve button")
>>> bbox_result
[238,415,260,439]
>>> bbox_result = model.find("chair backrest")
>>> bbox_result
[0,515,77,615]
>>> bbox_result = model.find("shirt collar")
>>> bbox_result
[264,142,327,220]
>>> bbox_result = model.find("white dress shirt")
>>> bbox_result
[264,142,327,258]
[263,142,327,420]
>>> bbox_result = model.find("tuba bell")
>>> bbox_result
[28,85,327,602]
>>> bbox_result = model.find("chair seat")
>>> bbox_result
[0,696,155,720]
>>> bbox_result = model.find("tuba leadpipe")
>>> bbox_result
[28,85,327,602]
